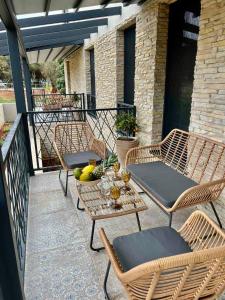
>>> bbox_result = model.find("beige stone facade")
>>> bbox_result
[65,47,86,94]
[64,0,225,225]
[189,0,225,224]
[135,1,169,144]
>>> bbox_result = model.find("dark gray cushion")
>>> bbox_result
[113,227,192,272]
[63,151,102,169]
[127,161,197,208]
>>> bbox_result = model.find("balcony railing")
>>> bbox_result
[32,93,85,111]
[28,105,136,171]
[1,114,30,285]
[0,100,136,299]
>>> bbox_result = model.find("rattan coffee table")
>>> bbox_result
[75,179,148,252]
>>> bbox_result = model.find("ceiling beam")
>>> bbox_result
[36,50,40,63]
[26,33,89,50]
[60,45,81,61]
[0,18,108,40]
[44,0,51,15]
[52,47,66,61]
[45,48,53,62]
[0,0,27,58]
[27,40,84,52]
[0,26,98,48]
[123,0,135,6]
[73,0,83,11]
[0,7,121,30]
[100,0,112,8]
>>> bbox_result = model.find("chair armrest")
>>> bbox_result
[125,144,162,166]
[91,137,107,159]
[178,210,225,250]
[53,141,67,170]
[172,178,225,211]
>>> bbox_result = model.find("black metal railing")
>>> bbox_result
[28,105,136,171]
[32,93,85,111]
[1,114,30,283]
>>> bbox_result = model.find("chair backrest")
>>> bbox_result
[161,129,225,184]
[124,247,225,300]
[54,122,94,155]
[123,211,225,299]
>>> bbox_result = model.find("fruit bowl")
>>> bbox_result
[73,164,104,186]
[75,178,101,186]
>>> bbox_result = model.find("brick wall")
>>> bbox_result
[189,0,225,225]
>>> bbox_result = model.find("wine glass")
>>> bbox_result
[112,162,121,181]
[121,170,131,192]
[110,185,122,209]
[89,159,96,167]
[99,176,113,205]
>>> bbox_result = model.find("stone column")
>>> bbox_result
[135,1,169,145]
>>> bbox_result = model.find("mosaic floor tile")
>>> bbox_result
[25,172,224,300]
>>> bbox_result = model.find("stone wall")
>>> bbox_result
[65,47,86,94]
[135,1,169,144]
[189,0,225,225]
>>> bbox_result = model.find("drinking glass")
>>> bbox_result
[110,185,122,209]
[99,176,113,204]
[89,159,97,167]
[112,162,121,180]
[121,170,131,192]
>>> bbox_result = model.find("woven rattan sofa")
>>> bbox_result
[100,210,225,300]
[126,129,225,228]
[53,122,106,196]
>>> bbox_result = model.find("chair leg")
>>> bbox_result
[169,212,173,227]
[135,212,142,231]
[210,202,223,228]
[104,261,111,300]
[59,169,69,197]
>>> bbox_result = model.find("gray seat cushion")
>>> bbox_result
[127,161,197,208]
[63,151,102,169]
[113,227,192,272]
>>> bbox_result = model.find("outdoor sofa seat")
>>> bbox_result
[126,129,225,227]
[127,161,197,208]
[53,122,106,196]
[100,211,225,300]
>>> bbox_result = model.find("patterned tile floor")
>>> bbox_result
[25,171,224,300]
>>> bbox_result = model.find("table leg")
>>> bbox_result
[90,220,105,252]
[77,197,85,211]
[135,212,142,231]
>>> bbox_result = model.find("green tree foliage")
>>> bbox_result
[41,61,58,88]
[29,63,45,82]
[56,61,65,94]
[0,56,12,82]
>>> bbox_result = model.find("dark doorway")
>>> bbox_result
[124,25,136,105]
[90,48,96,96]
[163,0,200,137]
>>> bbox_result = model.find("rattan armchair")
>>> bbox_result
[126,129,225,228]
[53,122,107,196]
[100,210,225,300]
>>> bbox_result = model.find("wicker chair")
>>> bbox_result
[126,129,225,228]
[100,210,225,300]
[53,122,107,196]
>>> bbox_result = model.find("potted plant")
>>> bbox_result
[115,112,139,166]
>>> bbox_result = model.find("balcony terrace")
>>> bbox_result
[25,171,194,300]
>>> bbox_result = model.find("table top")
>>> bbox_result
[76,179,148,221]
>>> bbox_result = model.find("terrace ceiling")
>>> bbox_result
[0,0,143,63]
